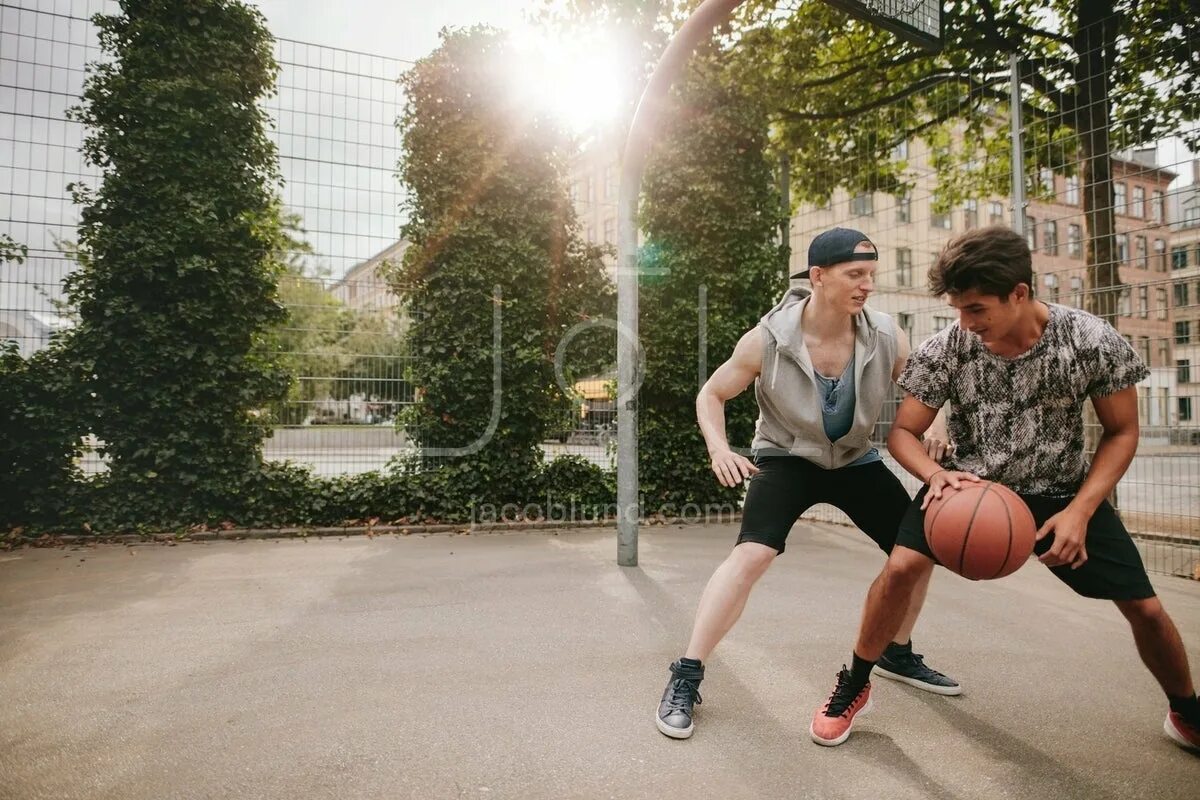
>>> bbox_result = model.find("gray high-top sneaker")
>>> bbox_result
[656,658,704,739]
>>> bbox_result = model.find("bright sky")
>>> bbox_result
[249,0,537,63]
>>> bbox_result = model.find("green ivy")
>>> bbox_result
[391,27,615,516]
[638,46,784,509]
[0,338,88,530]
[63,0,290,529]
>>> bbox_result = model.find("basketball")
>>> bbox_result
[923,481,1037,580]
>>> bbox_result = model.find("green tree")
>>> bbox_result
[393,27,614,516]
[736,0,1199,319]
[0,233,27,265]
[0,238,86,531]
[638,46,783,508]
[65,0,288,528]
[273,267,349,425]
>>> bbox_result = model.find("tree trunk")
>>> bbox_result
[1073,0,1122,472]
[1075,0,1121,324]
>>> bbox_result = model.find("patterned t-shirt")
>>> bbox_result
[898,304,1148,496]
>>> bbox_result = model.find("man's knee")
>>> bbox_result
[884,545,935,589]
[1115,596,1165,626]
[729,541,777,579]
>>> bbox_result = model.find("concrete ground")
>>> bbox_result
[1,521,1198,800]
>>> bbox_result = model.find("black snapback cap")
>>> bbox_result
[791,227,878,280]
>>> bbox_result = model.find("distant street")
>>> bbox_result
[75,438,1197,540]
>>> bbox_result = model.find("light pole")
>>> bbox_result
[615,0,747,566]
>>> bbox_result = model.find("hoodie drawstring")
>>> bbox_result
[770,347,781,389]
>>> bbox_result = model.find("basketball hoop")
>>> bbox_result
[824,0,943,52]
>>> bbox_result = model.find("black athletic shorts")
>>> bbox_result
[895,486,1156,601]
[737,455,911,555]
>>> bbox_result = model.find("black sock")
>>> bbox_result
[850,652,875,687]
[679,657,703,670]
[1168,693,1198,715]
[889,639,912,652]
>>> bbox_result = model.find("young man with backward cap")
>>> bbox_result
[656,227,959,739]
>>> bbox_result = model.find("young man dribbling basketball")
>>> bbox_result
[655,228,959,740]
[809,226,1200,752]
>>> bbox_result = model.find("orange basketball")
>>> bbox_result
[923,481,1036,580]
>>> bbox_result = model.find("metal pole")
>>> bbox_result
[1009,53,1026,236]
[616,0,747,566]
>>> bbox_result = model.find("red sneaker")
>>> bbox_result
[810,667,873,746]
[1164,710,1200,752]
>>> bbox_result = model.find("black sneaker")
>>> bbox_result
[656,659,704,739]
[875,641,961,696]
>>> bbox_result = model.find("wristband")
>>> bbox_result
[925,468,946,484]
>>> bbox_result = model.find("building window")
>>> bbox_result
[1137,285,1149,318]
[1172,246,1189,270]
[584,176,594,203]
[1175,282,1190,308]
[963,199,979,229]
[1152,190,1165,224]
[851,192,874,216]
[1154,239,1167,271]
[933,317,955,336]
[896,193,911,223]
[1179,360,1193,383]
[1159,287,1170,320]
[603,217,615,246]
[1180,397,1193,422]
[1114,182,1127,215]
[605,164,618,200]
[897,312,914,339]
[1070,275,1084,307]
[1118,286,1132,317]
[1158,337,1169,366]
[1135,235,1148,269]
[1043,273,1060,303]
[988,201,1005,224]
[1176,321,1192,344]
[1065,176,1080,205]
[1132,186,1145,218]
[893,140,909,160]
[1025,217,1037,250]
[897,247,913,287]
[1138,336,1151,366]
[1044,221,1058,255]
[1067,224,1082,258]
[1117,233,1129,264]
[931,208,952,230]
[1040,167,1055,194]
[570,181,580,204]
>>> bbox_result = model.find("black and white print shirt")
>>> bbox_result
[898,304,1149,496]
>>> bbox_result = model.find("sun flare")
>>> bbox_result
[506,22,628,135]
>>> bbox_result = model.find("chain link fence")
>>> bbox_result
[1,2,1196,575]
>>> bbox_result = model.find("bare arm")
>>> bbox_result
[887,393,947,484]
[887,393,980,508]
[891,326,951,460]
[1037,386,1139,569]
[1073,386,1139,515]
[697,327,763,486]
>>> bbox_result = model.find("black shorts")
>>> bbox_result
[737,456,911,555]
[895,486,1156,601]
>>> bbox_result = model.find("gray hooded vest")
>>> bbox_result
[751,288,899,469]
